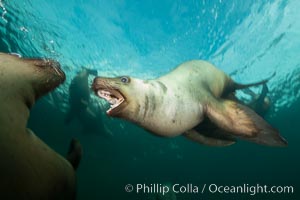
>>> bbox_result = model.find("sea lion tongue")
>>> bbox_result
[97,89,124,114]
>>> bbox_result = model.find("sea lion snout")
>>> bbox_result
[91,77,102,91]
[30,58,66,81]
[0,53,66,97]
[6,53,66,82]
[91,77,113,92]
[92,77,129,116]
[18,57,66,99]
[31,58,59,68]
[24,58,66,98]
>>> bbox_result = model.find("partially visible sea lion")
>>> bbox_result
[65,68,97,124]
[0,53,82,199]
[65,68,107,135]
[92,60,287,147]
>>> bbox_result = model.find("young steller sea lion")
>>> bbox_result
[92,60,287,147]
[0,53,82,199]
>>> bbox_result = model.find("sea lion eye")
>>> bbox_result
[120,76,130,83]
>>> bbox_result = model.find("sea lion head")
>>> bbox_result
[92,76,144,117]
[0,53,65,108]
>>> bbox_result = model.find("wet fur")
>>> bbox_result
[0,53,82,199]
[93,60,287,147]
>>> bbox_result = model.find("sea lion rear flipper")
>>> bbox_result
[184,129,236,147]
[66,138,83,170]
[233,72,276,90]
[204,99,287,147]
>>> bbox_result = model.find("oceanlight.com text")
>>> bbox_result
[124,183,294,196]
[208,183,294,196]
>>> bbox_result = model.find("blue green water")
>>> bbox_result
[0,0,299,199]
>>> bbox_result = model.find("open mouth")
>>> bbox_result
[96,89,125,115]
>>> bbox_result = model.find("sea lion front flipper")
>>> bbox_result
[80,99,89,106]
[184,129,236,147]
[86,107,97,118]
[184,118,236,146]
[66,138,83,171]
[204,99,287,147]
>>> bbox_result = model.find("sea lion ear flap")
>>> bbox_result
[204,99,287,147]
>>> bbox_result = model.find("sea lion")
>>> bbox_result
[92,60,287,147]
[65,68,109,135]
[65,68,96,123]
[0,53,82,199]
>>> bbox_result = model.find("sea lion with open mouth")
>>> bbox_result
[92,60,287,147]
[0,53,82,199]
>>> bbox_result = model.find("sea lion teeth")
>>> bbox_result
[98,90,109,99]
[109,99,117,105]
[96,88,125,113]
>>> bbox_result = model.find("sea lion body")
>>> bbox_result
[0,53,82,199]
[92,60,287,147]
[65,69,92,125]
[137,61,229,136]
[65,69,108,135]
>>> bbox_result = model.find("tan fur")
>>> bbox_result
[0,53,77,199]
[93,60,287,147]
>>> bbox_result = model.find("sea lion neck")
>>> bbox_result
[126,79,167,125]
[0,91,33,134]
[0,81,36,133]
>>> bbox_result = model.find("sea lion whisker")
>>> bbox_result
[52,65,62,77]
